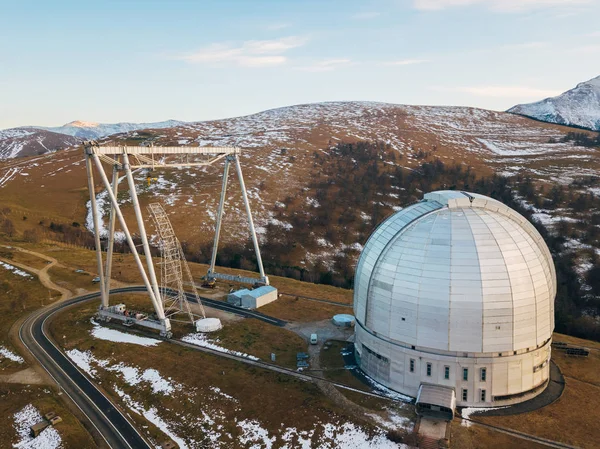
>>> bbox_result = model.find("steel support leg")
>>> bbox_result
[122,153,166,322]
[103,164,119,305]
[86,156,108,306]
[91,154,169,330]
[208,157,230,277]
[233,154,268,284]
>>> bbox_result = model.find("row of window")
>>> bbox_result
[462,388,486,402]
[409,360,487,382]
[362,344,390,363]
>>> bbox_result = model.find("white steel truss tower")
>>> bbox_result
[148,202,205,324]
[83,141,268,337]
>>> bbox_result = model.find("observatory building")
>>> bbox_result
[353,191,556,414]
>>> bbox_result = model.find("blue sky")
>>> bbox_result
[0,0,598,128]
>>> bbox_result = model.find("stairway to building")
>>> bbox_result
[419,435,441,449]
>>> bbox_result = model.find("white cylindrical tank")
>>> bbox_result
[332,314,356,327]
[195,318,222,332]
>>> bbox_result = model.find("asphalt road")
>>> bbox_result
[18,286,285,448]
[19,291,152,449]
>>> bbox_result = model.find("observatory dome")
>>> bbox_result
[353,191,556,409]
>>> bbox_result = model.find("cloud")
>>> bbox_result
[587,31,600,37]
[412,0,590,12]
[296,59,353,72]
[431,85,562,98]
[266,23,291,31]
[576,44,600,54]
[500,41,548,50]
[179,36,307,67]
[351,11,381,19]
[382,59,430,66]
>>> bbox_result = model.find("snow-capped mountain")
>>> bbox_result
[0,119,186,159]
[508,75,600,131]
[0,128,81,159]
[36,119,185,139]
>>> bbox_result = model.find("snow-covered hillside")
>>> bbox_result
[508,75,600,131]
[37,119,185,139]
[0,127,80,159]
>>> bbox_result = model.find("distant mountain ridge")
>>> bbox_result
[508,75,600,131]
[36,119,185,139]
[0,128,81,159]
[0,119,186,159]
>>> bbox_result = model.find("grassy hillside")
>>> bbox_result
[0,103,599,341]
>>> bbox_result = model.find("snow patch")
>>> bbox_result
[0,345,24,363]
[90,320,162,346]
[368,408,413,432]
[181,333,259,360]
[65,349,106,377]
[209,386,237,402]
[460,406,508,427]
[237,419,276,448]
[0,261,33,278]
[323,422,403,448]
[106,363,179,395]
[114,385,189,448]
[12,404,62,449]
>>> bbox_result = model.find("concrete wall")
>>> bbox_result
[355,321,551,407]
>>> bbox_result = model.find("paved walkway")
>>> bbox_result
[419,418,447,439]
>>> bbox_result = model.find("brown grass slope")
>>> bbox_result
[1,102,595,239]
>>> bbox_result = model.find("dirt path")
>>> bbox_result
[1,246,74,386]
[0,367,44,385]
[0,246,72,300]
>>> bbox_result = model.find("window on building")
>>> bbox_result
[480,367,487,382]
[463,368,468,381]
[361,344,389,362]
[462,389,468,401]
[444,366,450,379]
[426,363,432,377]
[481,389,486,402]
[409,359,415,373]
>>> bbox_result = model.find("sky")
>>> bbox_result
[0,0,599,128]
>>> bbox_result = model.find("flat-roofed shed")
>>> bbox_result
[416,384,456,420]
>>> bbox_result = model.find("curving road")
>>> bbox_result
[20,290,153,449]
[18,286,285,448]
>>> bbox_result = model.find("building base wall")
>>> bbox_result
[355,322,551,407]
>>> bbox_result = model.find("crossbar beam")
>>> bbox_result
[86,145,240,156]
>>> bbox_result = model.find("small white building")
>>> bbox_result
[227,286,278,309]
[353,191,556,410]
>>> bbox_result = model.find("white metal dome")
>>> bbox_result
[354,190,556,354]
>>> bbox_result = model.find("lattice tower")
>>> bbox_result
[148,202,205,323]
